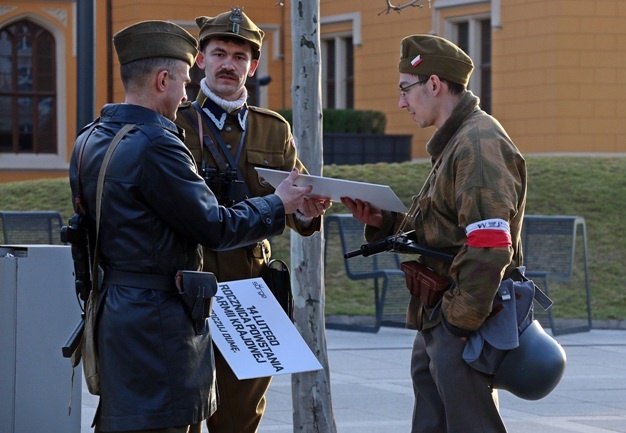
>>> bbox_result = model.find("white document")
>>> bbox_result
[255,167,408,213]
[209,278,323,380]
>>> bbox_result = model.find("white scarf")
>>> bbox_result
[200,78,248,114]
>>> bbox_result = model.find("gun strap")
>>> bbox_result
[512,268,554,311]
[192,101,246,170]
[67,123,134,414]
[91,123,136,294]
[180,107,230,174]
[191,101,246,176]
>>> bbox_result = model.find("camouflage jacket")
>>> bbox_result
[366,91,527,334]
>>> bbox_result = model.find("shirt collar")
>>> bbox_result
[197,93,248,131]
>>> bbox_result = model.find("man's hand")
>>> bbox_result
[340,197,383,228]
[298,197,332,218]
[275,169,313,214]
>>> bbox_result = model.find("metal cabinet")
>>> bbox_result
[0,245,81,433]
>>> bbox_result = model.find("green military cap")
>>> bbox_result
[399,34,474,87]
[196,7,264,59]
[113,20,198,67]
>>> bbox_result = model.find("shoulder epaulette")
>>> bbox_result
[248,106,288,124]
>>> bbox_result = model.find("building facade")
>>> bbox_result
[1,0,625,183]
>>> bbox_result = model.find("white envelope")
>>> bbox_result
[255,167,408,213]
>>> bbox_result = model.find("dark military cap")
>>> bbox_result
[196,7,264,59]
[113,20,198,66]
[399,34,474,87]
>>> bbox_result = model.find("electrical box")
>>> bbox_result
[0,245,81,433]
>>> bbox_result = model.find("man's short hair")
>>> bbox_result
[120,57,182,90]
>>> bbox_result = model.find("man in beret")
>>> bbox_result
[69,19,315,433]
[342,34,526,433]
[175,7,331,433]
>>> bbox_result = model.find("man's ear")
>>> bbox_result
[431,75,444,95]
[156,69,169,91]
[195,51,207,70]
[247,59,259,77]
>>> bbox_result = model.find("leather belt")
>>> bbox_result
[103,270,176,291]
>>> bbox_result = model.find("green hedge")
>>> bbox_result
[277,109,386,134]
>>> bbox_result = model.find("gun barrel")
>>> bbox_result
[62,318,85,358]
[344,237,391,258]
[343,249,363,259]
[344,232,455,263]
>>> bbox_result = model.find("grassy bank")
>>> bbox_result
[1,156,624,320]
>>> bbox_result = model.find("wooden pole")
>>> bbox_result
[289,0,337,431]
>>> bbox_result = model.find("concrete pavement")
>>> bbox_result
[82,326,626,433]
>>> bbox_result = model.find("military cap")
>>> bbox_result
[113,20,198,67]
[196,7,264,59]
[399,34,474,87]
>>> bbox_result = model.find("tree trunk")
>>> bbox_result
[289,0,337,432]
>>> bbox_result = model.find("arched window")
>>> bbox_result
[0,19,57,154]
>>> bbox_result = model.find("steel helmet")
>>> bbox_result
[492,320,567,400]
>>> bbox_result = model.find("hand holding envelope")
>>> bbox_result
[299,195,333,218]
[339,196,384,229]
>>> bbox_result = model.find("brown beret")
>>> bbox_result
[196,7,264,60]
[113,20,198,67]
[399,35,474,87]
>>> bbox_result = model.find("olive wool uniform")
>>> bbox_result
[176,91,320,433]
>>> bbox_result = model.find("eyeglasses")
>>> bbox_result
[398,77,429,98]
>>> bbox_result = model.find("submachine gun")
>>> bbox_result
[344,230,455,263]
[60,212,92,358]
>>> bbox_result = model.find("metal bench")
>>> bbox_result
[0,211,65,245]
[324,214,409,332]
[522,215,592,335]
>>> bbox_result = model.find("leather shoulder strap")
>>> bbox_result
[91,123,136,294]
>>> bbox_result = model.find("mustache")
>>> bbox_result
[216,69,239,80]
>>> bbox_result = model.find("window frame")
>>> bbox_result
[0,15,68,171]
[320,12,359,110]
[321,32,354,109]
[444,13,492,113]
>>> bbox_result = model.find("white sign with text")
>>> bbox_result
[209,278,323,380]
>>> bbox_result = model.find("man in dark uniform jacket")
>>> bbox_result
[175,8,331,433]
[69,20,315,433]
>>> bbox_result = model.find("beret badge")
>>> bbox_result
[228,7,244,35]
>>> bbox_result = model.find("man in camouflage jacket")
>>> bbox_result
[342,35,526,433]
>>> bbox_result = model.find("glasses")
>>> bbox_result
[398,77,429,98]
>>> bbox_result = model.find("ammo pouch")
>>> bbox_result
[175,271,218,335]
[261,259,294,321]
[400,260,450,307]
